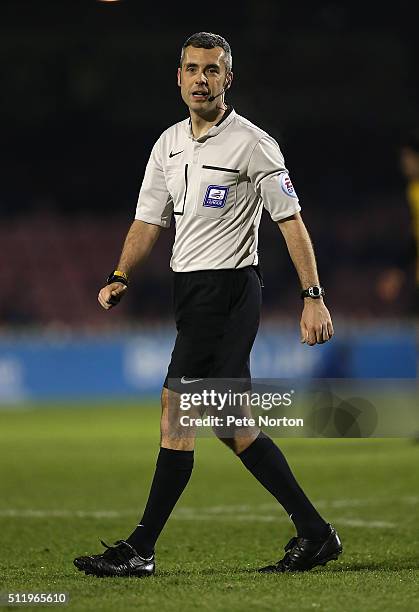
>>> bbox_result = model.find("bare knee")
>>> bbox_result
[160,387,196,451]
[217,433,259,455]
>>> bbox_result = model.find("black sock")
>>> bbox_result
[126,447,194,557]
[238,432,329,540]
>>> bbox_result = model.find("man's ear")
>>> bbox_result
[177,67,181,87]
[225,71,233,91]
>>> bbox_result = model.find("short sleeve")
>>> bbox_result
[135,137,173,228]
[248,136,301,222]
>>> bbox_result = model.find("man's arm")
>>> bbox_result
[277,212,334,345]
[98,220,161,310]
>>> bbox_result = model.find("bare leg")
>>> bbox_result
[160,387,196,450]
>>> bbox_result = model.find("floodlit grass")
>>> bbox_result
[0,403,418,611]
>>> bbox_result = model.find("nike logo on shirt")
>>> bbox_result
[169,150,184,158]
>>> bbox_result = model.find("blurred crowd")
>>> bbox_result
[1,187,416,329]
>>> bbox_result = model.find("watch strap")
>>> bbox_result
[107,270,128,286]
[301,285,324,299]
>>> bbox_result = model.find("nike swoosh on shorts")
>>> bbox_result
[180,376,204,384]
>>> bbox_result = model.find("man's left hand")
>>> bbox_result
[300,300,334,345]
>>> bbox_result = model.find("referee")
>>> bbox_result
[74,32,342,577]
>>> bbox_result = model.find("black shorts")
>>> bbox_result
[164,266,262,391]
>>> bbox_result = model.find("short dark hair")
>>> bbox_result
[180,32,232,73]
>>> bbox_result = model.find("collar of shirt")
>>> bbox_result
[185,107,236,142]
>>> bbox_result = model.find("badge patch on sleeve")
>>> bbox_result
[203,185,229,208]
[280,173,298,198]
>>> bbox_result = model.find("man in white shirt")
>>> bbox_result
[74,31,342,579]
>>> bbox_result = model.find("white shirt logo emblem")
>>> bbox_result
[203,184,229,208]
[280,173,298,198]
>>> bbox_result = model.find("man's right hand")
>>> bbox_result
[98,282,128,310]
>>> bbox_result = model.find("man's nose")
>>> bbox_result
[195,72,208,85]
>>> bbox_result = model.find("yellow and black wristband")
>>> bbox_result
[106,270,128,287]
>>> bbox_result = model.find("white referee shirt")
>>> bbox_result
[135,108,301,272]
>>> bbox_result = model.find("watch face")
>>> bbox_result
[309,286,321,297]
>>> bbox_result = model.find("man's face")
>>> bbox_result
[400,146,419,180]
[177,46,232,113]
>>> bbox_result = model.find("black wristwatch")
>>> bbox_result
[301,285,324,299]
[107,270,128,286]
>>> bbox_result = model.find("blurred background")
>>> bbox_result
[1,0,418,403]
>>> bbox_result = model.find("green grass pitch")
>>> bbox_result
[0,402,418,611]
